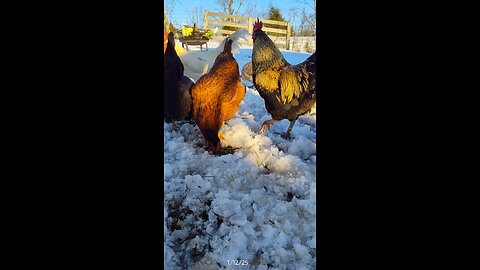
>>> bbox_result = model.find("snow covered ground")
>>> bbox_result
[164,40,316,269]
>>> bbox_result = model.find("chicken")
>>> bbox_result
[251,19,316,138]
[174,28,249,82]
[164,32,194,130]
[191,38,246,154]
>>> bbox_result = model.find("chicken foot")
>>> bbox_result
[259,119,277,134]
[282,120,297,139]
[205,140,221,154]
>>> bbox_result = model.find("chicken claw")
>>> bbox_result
[281,132,291,139]
[259,119,277,134]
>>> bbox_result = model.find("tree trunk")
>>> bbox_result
[228,0,233,14]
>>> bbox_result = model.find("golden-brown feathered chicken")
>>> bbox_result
[191,38,246,154]
[251,19,316,138]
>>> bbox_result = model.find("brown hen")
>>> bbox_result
[191,39,246,154]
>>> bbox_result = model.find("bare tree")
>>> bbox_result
[297,0,315,11]
[288,7,298,31]
[242,0,259,18]
[303,9,316,34]
[288,8,298,50]
[186,6,203,27]
[216,0,245,16]
[296,0,316,37]
[214,0,246,35]
[296,1,316,52]
[165,0,177,21]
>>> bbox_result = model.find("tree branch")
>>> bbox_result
[234,0,245,16]
[296,0,315,12]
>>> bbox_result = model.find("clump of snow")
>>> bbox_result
[164,163,173,179]
[287,136,316,160]
[165,44,316,269]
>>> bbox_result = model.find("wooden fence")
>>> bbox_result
[204,10,291,50]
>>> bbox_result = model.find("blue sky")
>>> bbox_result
[165,0,314,30]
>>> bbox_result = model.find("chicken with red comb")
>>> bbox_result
[251,19,316,139]
[251,18,263,42]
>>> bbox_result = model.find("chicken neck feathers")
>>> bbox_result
[252,30,289,74]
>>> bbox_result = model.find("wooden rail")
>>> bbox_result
[204,10,291,50]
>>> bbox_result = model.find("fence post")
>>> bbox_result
[204,10,209,30]
[286,22,291,50]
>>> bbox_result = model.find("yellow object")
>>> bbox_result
[218,130,225,140]
[174,44,187,56]
[182,26,193,38]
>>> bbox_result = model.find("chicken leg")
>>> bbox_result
[259,119,277,134]
[282,119,297,139]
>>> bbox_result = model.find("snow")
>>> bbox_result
[165,40,316,269]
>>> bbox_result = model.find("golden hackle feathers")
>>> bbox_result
[279,66,310,104]
[254,71,280,93]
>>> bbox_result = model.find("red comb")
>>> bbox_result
[253,18,263,31]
